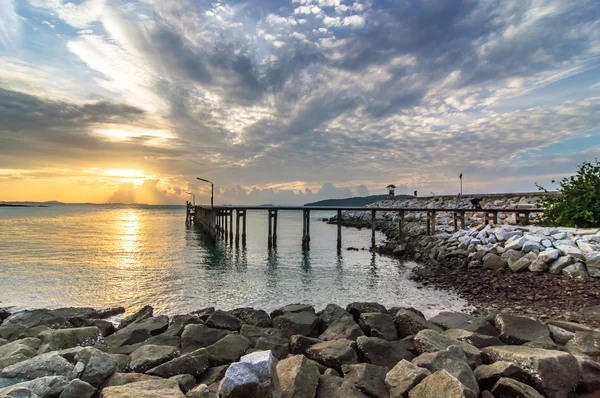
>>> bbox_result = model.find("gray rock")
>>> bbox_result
[482,253,506,270]
[197,364,229,386]
[315,374,343,397]
[585,252,600,277]
[346,303,387,321]
[240,325,284,346]
[482,345,579,396]
[0,352,74,380]
[289,335,321,355]
[358,313,398,341]
[549,255,575,274]
[128,344,178,373]
[508,252,537,272]
[272,311,320,339]
[0,376,68,398]
[494,314,553,345]
[385,359,430,398]
[0,338,40,369]
[100,378,185,397]
[217,351,281,398]
[393,310,442,338]
[230,308,272,328]
[38,327,105,353]
[104,372,161,387]
[59,378,96,398]
[547,324,575,346]
[170,374,196,393]
[429,312,498,337]
[565,331,600,360]
[546,319,596,333]
[181,324,231,353]
[413,330,482,368]
[305,339,359,373]
[144,334,180,347]
[500,249,524,264]
[504,236,528,251]
[75,346,118,388]
[206,334,252,366]
[191,307,214,322]
[356,336,415,370]
[342,363,389,398]
[562,262,589,280]
[1,309,71,329]
[557,244,585,260]
[538,248,560,263]
[317,304,352,332]
[574,354,600,393]
[408,369,476,398]
[186,383,210,398]
[474,361,530,391]
[116,305,154,330]
[522,241,542,253]
[206,310,242,331]
[491,377,544,398]
[528,259,549,272]
[319,317,364,341]
[146,348,209,378]
[255,336,289,360]
[411,346,479,394]
[276,354,319,398]
[442,329,503,349]
[106,315,169,350]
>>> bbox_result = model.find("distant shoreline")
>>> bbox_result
[0,204,49,208]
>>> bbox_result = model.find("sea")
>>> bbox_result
[0,204,470,317]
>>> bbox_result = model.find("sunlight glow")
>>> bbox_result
[94,128,175,147]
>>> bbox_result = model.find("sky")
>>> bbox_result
[0,0,599,205]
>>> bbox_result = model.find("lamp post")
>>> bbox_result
[185,191,195,206]
[197,177,214,208]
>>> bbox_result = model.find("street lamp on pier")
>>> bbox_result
[196,177,214,208]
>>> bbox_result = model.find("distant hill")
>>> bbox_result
[305,194,413,207]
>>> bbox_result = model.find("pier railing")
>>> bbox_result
[193,205,543,249]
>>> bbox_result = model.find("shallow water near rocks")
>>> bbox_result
[0,205,471,317]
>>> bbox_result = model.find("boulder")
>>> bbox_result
[240,325,284,346]
[429,312,498,337]
[494,314,553,345]
[116,305,154,330]
[565,331,600,359]
[0,352,74,380]
[217,351,281,398]
[394,310,442,338]
[169,374,196,393]
[197,364,229,386]
[408,369,476,398]
[315,374,344,397]
[180,324,231,353]
[574,354,600,393]
[304,339,359,373]
[491,377,544,398]
[482,345,579,396]
[538,249,560,264]
[104,372,161,387]
[100,378,185,397]
[385,359,430,398]
[547,325,575,346]
[255,336,289,360]
[186,383,210,398]
[341,363,389,398]
[38,327,105,353]
[206,310,242,331]
[59,378,97,398]
[273,311,320,339]
[413,330,481,368]
[0,338,40,369]
[271,304,315,319]
[508,252,537,272]
[442,329,503,349]
[146,348,209,378]
[128,344,178,373]
[504,236,528,251]
[144,334,180,347]
[319,317,364,341]
[556,245,585,260]
[1,309,71,329]
[474,361,530,391]
[482,253,506,270]
[562,262,589,280]
[318,304,352,332]
[356,336,415,370]
[75,346,118,388]
[548,256,574,274]
[500,250,524,264]
[107,316,169,350]
[289,335,321,355]
[346,303,387,322]
[206,334,252,366]
[528,259,548,272]
[411,346,479,394]
[358,313,398,341]
[230,308,272,328]
[522,241,542,253]
[191,307,215,322]
[585,252,600,277]
[0,376,68,398]
[276,354,319,398]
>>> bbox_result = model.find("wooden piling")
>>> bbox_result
[337,210,342,250]
[398,211,404,240]
[242,210,247,245]
[235,210,240,246]
[371,209,376,249]
[268,210,273,247]
[273,210,278,247]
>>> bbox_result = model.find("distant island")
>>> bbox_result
[0,203,49,208]
[305,194,413,207]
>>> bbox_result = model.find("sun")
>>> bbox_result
[105,169,146,183]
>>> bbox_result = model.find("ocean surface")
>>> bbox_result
[0,205,470,317]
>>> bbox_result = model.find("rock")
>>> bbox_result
[545,319,596,333]
[305,339,359,373]
[482,253,506,270]
[556,244,585,260]
[413,330,481,368]
[358,313,398,341]
[442,329,503,349]
[117,305,154,330]
[197,364,229,386]
[0,338,40,369]
[491,377,544,398]
[75,346,118,388]
[528,259,548,272]
[562,262,589,280]
[181,324,231,353]
[522,241,542,253]
[191,307,214,322]
[100,378,185,397]
[276,354,319,398]
[508,252,537,272]
[411,346,479,394]
[504,236,528,251]
[548,255,574,274]
[565,331,600,359]
[319,317,364,341]
[206,310,242,331]
[170,374,196,393]
[255,336,289,360]
[429,312,498,337]
[547,324,575,346]
[289,335,321,355]
[206,334,252,366]
[494,314,553,345]
[186,383,210,398]
[538,248,560,263]
[59,378,96,398]
[342,363,389,398]
[240,325,284,346]
[482,345,579,396]
[0,352,74,380]
[585,252,600,277]
[38,327,105,353]
[581,305,600,324]
[230,308,272,328]
[574,354,600,393]
[107,316,169,350]
[393,310,442,338]
[273,311,320,339]
[317,304,352,332]
[500,249,524,264]
[128,344,178,373]
[144,334,180,347]
[104,372,161,387]
[217,351,281,398]
[146,348,209,378]
[356,336,415,370]
[408,369,476,398]
[346,303,387,322]
[315,374,344,397]
[474,361,530,391]
[385,360,430,398]
[0,376,68,398]
[1,309,71,329]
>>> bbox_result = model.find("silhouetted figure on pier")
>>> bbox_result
[470,198,482,209]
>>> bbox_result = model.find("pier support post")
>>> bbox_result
[302,210,311,248]
[460,211,466,229]
[235,210,240,247]
[493,212,498,225]
[524,212,529,226]
[337,210,342,250]
[242,210,247,245]
[273,210,278,247]
[398,211,404,240]
[371,210,376,250]
[453,212,458,232]
[427,211,436,235]
[229,210,234,242]
[268,210,273,248]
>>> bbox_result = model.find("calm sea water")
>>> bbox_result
[0,205,470,317]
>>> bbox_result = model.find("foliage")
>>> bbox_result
[536,160,600,228]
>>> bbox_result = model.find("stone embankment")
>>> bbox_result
[1,303,599,397]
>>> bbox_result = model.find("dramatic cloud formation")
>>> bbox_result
[0,0,599,204]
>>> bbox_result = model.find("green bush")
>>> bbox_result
[536,160,600,228]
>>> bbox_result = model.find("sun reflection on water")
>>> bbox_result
[117,210,140,266]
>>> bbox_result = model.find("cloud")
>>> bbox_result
[108,179,181,204]
[0,0,20,49]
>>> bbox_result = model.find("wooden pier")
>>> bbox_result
[193,205,543,249]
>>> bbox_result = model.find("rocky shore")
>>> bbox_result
[1,303,599,397]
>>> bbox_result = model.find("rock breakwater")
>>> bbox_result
[1,303,599,397]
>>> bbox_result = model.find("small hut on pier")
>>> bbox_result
[386,184,396,199]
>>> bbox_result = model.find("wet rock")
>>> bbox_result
[191,307,215,322]
[494,314,553,345]
[482,253,506,270]
[482,345,579,396]
[1,309,72,330]
[408,369,476,398]
[548,255,574,274]
[217,351,280,398]
[565,331,600,359]
[474,361,530,391]
[146,348,209,378]
[342,363,389,398]
[384,359,430,398]
[547,324,575,346]
[206,310,242,331]
[317,304,352,332]
[0,376,68,398]
[271,304,315,319]
[442,329,503,349]
[181,324,231,353]
[0,352,74,380]
[240,325,284,346]
[273,311,320,338]
[429,312,498,337]
[117,305,154,330]
[356,336,415,370]
[491,377,544,398]
[197,364,229,386]
[412,346,479,394]
[319,317,364,341]
[346,303,387,322]
[206,334,252,366]
[230,308,272,328]
[255,336,290,360]
[38,327,105,353]
[394,310,442,338]
[59,378,96,398]
[413,330,482,368]
[128,344,178,373]
[276,354,320,398]
[144,334,180,347]
[170,374,196,393]
[305,339,359,373]
[105,316,169,350]
[574,354,600,393]
[75,346,118,388]
[0,338,40,369]
[100,378,185,397]
[358,313,398,341]
[289,335,321,355]
[562,262,589,280]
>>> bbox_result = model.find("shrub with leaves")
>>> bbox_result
[536,160,600,228]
